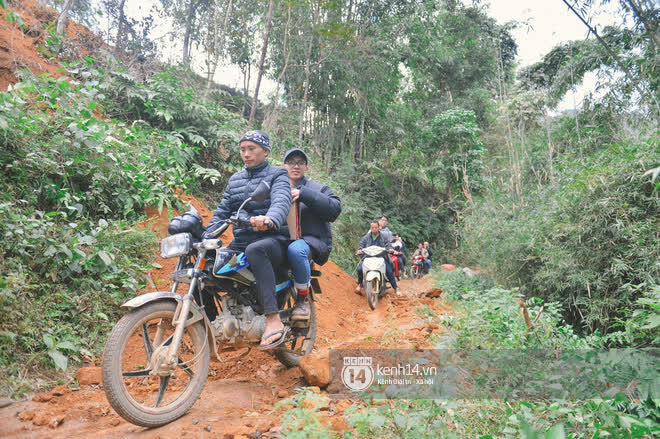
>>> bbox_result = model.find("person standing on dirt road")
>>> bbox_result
[355,220,400,296]
[204,130,293,350]
[282,147,342,321]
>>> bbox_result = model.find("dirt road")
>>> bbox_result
[0,198,451,438]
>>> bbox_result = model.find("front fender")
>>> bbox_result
[366,271,382,282]
[120,292,215,351]
[120,291,184,310]
[121,291,206,327]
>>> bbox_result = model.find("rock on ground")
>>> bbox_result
[75,367,102,385]
[298,351,330,388]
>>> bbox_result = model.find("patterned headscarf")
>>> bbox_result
[239,130,271,151]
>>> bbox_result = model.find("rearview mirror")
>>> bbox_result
[251,181,270,203]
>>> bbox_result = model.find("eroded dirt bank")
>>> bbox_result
[0,198,451,438]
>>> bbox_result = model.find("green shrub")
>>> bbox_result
[0,205,156,394]
[456,140,660,335]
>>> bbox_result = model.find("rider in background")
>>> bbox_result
[355,220,400,296]
[391,233,407,278]
[378,214,393,245]
[413,243,429,274]
[424,241,433,274]
[282,147,342,321]
[204,130,292,350]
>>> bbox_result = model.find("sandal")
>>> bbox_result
[258,326,290,350]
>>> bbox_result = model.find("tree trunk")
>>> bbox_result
[263,4,293,131]
[182,0,199,69]
[298,2,319,142]
[114,0,128,54]
[206,0,234,92]
[248,0,275,128]
[241,62,251,117]
[56,0,74,34]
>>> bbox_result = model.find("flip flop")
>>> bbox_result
[258,326,290,350]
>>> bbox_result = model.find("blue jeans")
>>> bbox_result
[287,239,311,290]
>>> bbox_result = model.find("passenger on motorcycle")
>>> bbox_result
[204,130,292,350]
[423,241,433,273]
[378,214,393,245]
[282,147,342,321]
[391,233,406,278]
[355,220,400,296]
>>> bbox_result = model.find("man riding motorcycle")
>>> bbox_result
[355,220,400,296]
[204,130,292,350]
[412,243,429,277]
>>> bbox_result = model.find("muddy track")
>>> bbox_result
[0,197,451,438]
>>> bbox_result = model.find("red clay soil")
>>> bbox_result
[0,196,452,438]
[0,0,103,91]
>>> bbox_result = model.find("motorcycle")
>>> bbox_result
[102,182,320,427]
[357,245,389,310]
[411,254,425,279]
[389,250,402,281]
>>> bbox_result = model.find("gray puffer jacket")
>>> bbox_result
[206,161,292,250]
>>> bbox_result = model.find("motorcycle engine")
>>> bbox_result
[211,296,265,343]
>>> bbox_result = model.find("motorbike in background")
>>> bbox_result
[389,250,402,281]
[411,254,425,279]
[357,245,389,310]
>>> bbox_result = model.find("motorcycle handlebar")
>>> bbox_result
[230,216,278,232]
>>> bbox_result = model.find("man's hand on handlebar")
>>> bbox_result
[250,215,274,231]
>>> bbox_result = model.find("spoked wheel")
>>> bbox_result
[366,278,380,310]
[102,301,210,427]
[275,290,317,367]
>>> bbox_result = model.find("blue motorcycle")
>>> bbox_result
[102,182,320,427]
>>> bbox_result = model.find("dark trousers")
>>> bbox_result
[397,255,405,272]
[357,256,398,290]
[244,237,287,315]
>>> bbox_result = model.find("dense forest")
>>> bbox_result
[0,0,658,436]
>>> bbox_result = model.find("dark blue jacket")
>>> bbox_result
[358,231,392,251]
[294,177,342,265]
[206,161,292,250]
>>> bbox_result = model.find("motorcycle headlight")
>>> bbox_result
[160,233,193,259]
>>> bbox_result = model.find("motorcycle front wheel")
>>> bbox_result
[366,278,379,310]
[102,300,210,428]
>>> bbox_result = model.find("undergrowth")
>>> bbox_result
[293,271,660,438]
[0,56,242,396]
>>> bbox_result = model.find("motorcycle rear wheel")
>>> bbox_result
[366,278,379,310]
[102,300,210,428]
[275,290,317,367]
